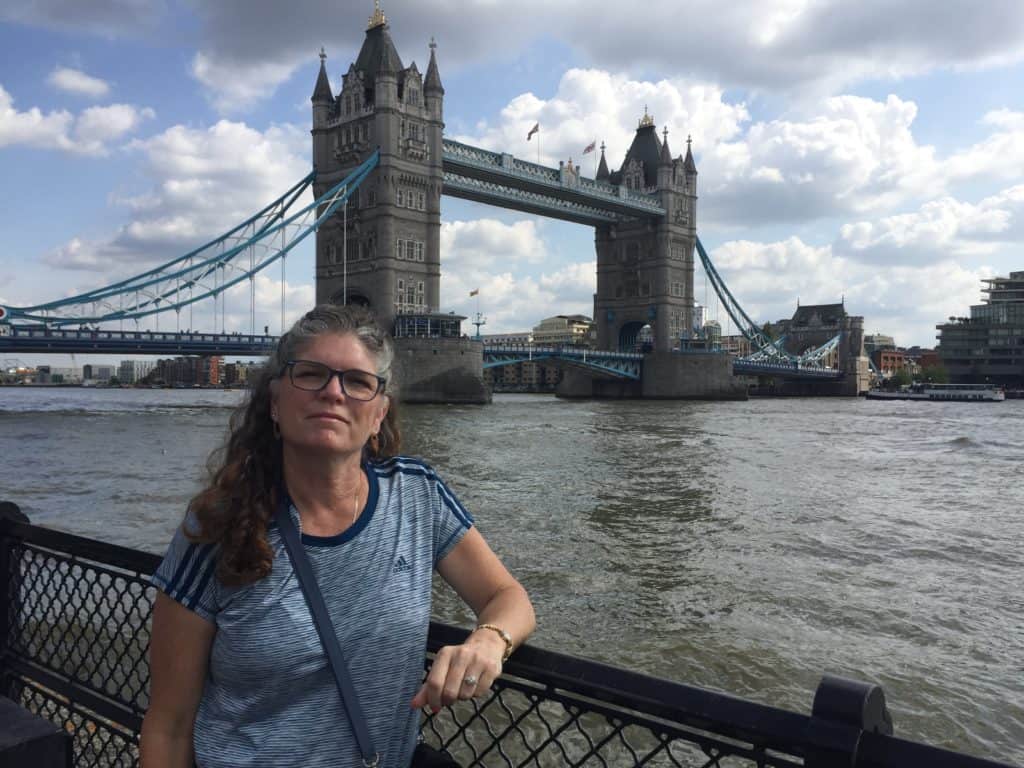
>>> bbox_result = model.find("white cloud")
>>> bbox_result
[440,219,547,269]
[945,109,1024,183]
[0,0,166,37]
[439,218,594,333]
[44,119,311,272]
[702,94,941,224]
[704,236,988,346]
[47,67,111,97]
[0,84,75,151]
[42,238,106,271]
[0,85,153,155]
[456,68,748,170]
[75,104,155,153]
[459,73,954,226]
[171,0,1024,114]
[836,185,1024,265]
[192,52,300,114]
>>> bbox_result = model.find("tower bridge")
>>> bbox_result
[0,2,870,400]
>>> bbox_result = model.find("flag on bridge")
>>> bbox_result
[527,123,539,141]
[469,288,479,297]
[582,140,596,154]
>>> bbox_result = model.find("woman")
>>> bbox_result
[141,304,536,768]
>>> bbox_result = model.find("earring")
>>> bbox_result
[368,432,379,453]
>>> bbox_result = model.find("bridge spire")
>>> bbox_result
[659,126,672,165]
[311,47,333,103]
[367,0,386,29]
[684,134,697,174]
[425,35,444,94]
[596,141,610,181]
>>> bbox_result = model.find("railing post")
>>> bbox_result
[0,501,29,701]
[804,674,893,768]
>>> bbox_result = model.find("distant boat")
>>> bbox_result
[866,383,1005,402]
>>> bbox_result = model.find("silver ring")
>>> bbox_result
[462,675,478,687]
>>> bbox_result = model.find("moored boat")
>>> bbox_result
[866,383,1005,402]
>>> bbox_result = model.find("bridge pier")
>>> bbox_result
[393,336,490,404]
[557,352,746,400]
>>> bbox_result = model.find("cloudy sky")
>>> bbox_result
[3,0,1024,359]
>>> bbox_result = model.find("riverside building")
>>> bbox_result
[531,315,594,347]
[937,271,1024,387]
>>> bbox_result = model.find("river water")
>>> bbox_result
[1,387,1021,764]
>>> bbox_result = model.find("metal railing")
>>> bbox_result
[0,502,1016,768]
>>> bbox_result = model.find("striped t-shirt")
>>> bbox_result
[151,456,474,768]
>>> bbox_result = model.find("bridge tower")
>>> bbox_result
[311,3,444,331]
[594,114,697,353]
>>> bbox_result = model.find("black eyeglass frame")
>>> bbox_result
[283,359,387,400]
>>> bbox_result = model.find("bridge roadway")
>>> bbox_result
[0,327,276,356]
[1,328,845,381]
[441,139,666,225]
[733,359,843,379]
[483,345,644,379]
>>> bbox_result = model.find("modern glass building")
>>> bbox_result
[936,271,1024,387]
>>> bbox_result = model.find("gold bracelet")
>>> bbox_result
[475,623,513,662]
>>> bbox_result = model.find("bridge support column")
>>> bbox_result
[641,352,746,399]
[393,337,490,404]
[556,368,642,399]
[557,353,746,400]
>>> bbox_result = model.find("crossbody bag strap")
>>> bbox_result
[275,493,380,768]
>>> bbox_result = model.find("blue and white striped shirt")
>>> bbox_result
[151,457,474,768]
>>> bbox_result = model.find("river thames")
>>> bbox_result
[1,387,1021,764]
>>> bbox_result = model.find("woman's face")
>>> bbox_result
[271,332,389,458]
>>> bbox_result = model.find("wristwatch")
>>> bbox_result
[475,623,514,662]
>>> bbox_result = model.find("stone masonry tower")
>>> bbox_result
[311,2,444,332]
[593,113,698,352]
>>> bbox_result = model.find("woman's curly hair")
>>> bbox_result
[186,304,401,586]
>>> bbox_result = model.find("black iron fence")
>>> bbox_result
[0,501,1017,768]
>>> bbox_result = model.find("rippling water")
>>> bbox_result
[1,387,1022,764]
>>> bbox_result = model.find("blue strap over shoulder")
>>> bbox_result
[275,491,380,768]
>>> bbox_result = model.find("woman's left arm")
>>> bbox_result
[411,528,536,712]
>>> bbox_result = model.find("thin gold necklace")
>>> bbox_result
[350,475,362,527]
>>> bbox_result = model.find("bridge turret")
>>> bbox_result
[371,34,401,117]
[314,3,444,332]
[683,136,697,177]
[657,127,673,189]
[596,142,610,182]
[311,48,334,171]
[683,135,698,232]
[594,112,696,353]
[424,37,444,122]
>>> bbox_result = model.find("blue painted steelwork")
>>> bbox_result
[732,359,843,379]
[442,140,665,224]
[444,172,626,225]
[483,345,642,379]
[4,152,379,328]
[695,236,843,374]
[0,326,277,356]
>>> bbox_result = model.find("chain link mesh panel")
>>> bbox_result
[419,674,802,768]
[3,536,152,767]
[5,520,1010,768]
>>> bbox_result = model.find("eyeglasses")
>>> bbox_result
[284,360,386,400]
